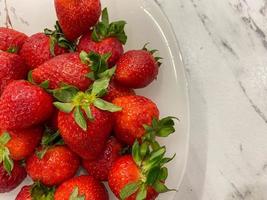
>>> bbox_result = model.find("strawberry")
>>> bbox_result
[108,156,158,200]
[0,161,26,193]
[112,95,159,145]
[20,22,75,70]
[20,33,67,69]
[0,127,42,162]
[78,8,127,66]
[31,51,111,90]
[54,0,101,41]
[52,73,121,160]
[54,175,108,200]
[0,27,28,53]
[15,182,55,200]
[58,105,114,160]
[26,145,80,186]
[82,137,123,181]
[31,53,91,90]
[109,117,177,200]
[0,80,54,130]
[0,51,28,94]
[103,80,135,102]
[114,47,161,88]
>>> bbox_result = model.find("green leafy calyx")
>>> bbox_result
[30,182,55,200]
[142,43,163,66]
[44,21,76,56]
[0,132,14,174]
[120,117,178,200]
[92,8,127,44]
[52,70,121,131]
[80,51,111,80]
[35,128,64,159]
[142,117,178,145]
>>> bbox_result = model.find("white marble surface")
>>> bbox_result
[155,0,267,199]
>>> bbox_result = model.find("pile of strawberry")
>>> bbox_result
[0,0,178,200]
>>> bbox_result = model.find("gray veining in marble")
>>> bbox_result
[157,0,267,199]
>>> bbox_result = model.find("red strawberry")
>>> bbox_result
[15,183,55,200]
[53,78,121,160]
[103,80,135,102]
[78,32,123,67]
[78,8,127,66]
[109,116,177,200]
[114,49,160,88]
[0,127,43,161]
[108,156,159,200]
[58,106,113,160]
[0,80,54,130]
[26,145,80,186]
[82,137,123,181]
[112,95,159,145]
[31,53,92,90]
[54,175,108,200]
[0,51,28,94]
[54,0,101,41]
[20,33,67,69]
[0,161,26,193]
[0,27,28,53]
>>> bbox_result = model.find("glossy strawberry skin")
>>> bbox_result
[20,33,67,69]
[103,80,135,102]
[54,0,101,41]
[58,106,113,160]
[0,80,54,130]
[108,155,158,200]
[15,185,32,200]
[0,161,26,193]
[114,50,159,88]
[54,175,108,200]
[1,126,43,161]
[32,53,92,90]
[26,146,80,186]
[0,27,28,52]
[82,137,122,181]
[0,52,28,94]
[112,95,159,145]
[78,32,123,66]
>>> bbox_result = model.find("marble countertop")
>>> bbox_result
[156,0,267,199]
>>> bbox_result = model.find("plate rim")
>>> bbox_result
[146,0,191,192]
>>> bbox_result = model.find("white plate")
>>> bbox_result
[0,0,190,199]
